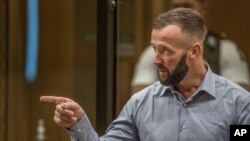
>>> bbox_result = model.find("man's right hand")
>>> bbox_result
[40,96,84,128]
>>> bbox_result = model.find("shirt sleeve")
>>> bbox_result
[219,39,250,84]
[67,114,100,141]
[67,98,139,141]
[131,46,158,85]
[235,91,250,124]
[100,97,139,141]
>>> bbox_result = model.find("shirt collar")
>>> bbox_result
[160,63,216,98]
[197,64,216,98]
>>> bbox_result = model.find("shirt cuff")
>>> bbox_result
[66,114,94,140]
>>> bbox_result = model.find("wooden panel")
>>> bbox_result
[0,0,2,120]
[134,0,152,63]
[116,0,136,115]
[206,0,250,68]
[7,0,29,140]
[6,0,99,140]
[73,0,97,129]
[33,0,75,140]
[0,0,5,140]
[152,0,165,21]
[116,57,134,115]
[7,0,75,141]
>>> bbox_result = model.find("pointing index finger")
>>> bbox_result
[40,96,72,104]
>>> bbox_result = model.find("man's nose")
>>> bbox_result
[153,52,162,65]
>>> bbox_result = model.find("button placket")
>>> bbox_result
[181,120,187,129]
[182,124,186,129]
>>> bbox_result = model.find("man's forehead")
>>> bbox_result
[151,25,187,47]
[152,25,182,38]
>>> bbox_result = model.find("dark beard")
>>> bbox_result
[160,54,189,86]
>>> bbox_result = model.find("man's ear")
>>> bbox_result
[189,42,202,58]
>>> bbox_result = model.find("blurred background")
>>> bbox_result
[0,0,250,141]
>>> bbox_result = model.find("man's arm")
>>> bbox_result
[40,96,139,141]
[236,95,250,124]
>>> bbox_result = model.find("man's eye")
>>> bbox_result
[159,47,168,53]
[152,46,170,54]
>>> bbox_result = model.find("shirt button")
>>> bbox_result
[183,103,187,107]
[182,124,186,129]
[77,128,82,132]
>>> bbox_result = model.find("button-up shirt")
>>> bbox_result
[68,65,250,141]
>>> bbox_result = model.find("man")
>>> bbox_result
[41,8,250,141]
[131,0,250,93]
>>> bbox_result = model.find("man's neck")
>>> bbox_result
[175,64,207,99]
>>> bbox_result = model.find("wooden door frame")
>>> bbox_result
[96,0,118,134]
[0,0,8,140]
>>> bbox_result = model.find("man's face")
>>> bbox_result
[151,25,189,86]
[159,53,188,86]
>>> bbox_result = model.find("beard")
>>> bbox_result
[158,53,189,86]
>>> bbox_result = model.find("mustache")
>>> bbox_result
[154,64,165,70]
[154,64,171,76]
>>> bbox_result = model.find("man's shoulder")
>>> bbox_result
[215,75,249,95]
[131,82,166,101]
[128,82,169,111]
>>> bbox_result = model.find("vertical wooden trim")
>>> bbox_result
[96,0,117,135]
[134,0,154,63]
[134,0,152,64]
[96,0,108,134]
[133,0,169,70]
[134,0,144,63]
[0,0,8,140]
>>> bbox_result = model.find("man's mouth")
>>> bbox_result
[157,67,167,72]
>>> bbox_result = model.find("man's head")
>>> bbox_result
[153,7,205,43]
[151,8,205,86]
[171,0,207,17]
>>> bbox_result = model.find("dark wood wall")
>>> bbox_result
[206,0,250,67]
[1,0,250,141]
[0,0,5,139]
[6,0,75,140]
[2,0,100,140]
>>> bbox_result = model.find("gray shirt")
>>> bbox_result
[68,65,250,141]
